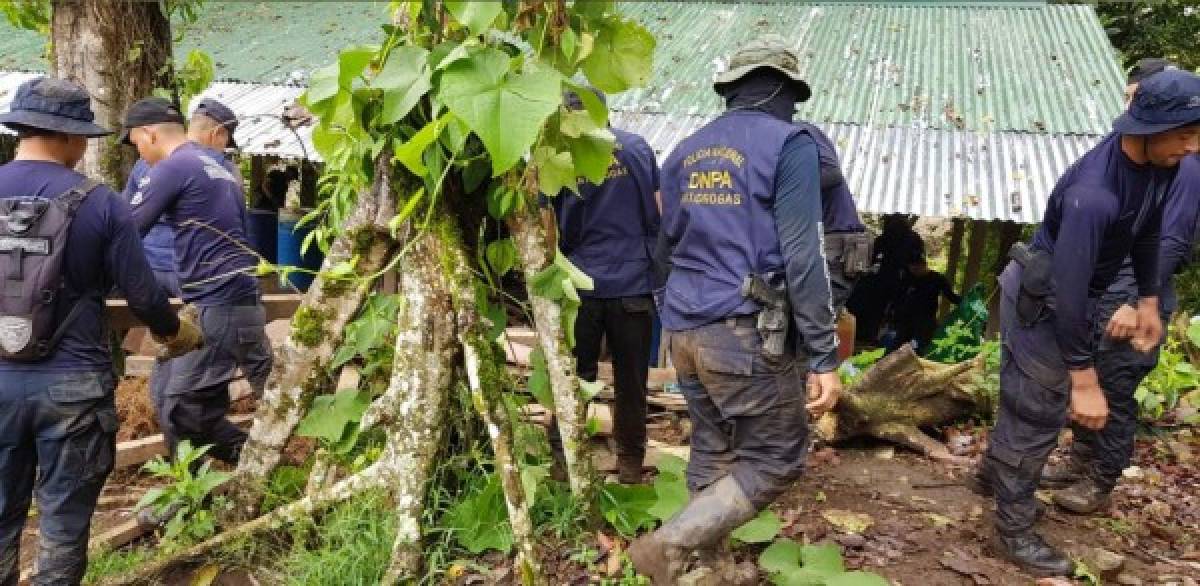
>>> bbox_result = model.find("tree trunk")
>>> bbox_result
[230,155,398,517]
[51,0,172,186]
[940,218,966,318]
[506,207,598,520]
[961,220,990,291]
[366,228,457,583]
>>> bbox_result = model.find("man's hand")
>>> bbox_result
[1130,296,1162,353]
[1104,304,1138,340]
[806,370,841,417]
[154,305,204,360]
[1068,368,1108,431]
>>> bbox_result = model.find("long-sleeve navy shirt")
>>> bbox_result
[131,142,259,305]
[1028,133,1175,368]
[0,160,178,372]
[775,134,839,372]
[1104,154,1200,316]
[123,159,177,272]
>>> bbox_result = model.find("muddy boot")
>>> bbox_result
[1051,477,1112,515]
[990,531,1074,578]
[1040,451,1088,490]
[618,454,645,485]
[694,542,758,586]
[628,475,758,585]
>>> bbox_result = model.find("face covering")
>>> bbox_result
[720,68,803,122]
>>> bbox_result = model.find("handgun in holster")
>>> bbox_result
[1008,242,1054,327]
[741,272,790,357]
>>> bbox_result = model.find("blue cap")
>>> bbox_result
[0,77,110,137]
[193,98,239,149]
[1113,69,1200,136]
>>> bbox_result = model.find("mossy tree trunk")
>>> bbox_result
[50,0,172,186]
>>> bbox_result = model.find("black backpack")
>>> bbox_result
[0,177,100,361]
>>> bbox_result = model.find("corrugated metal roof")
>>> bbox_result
[611,111,1100,223]
[615,2,1124,134]
[189,81,316,160]
[0,2,1123,134]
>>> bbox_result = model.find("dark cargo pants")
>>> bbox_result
[984,284,1072,535]
[150,303,273,464]
[1067,299,1161,490]
[0,371,117,586]
[670,318,809,509]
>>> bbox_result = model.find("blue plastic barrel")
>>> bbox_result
[277,209,324,291]
[247,210,278,264]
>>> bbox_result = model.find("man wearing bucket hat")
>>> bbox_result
[122,98,242,298]
[121,96,271,469]
[1041,60,1200,515]
[968,68,1200,576]
[629,35,840,583]
[0,77,201,585]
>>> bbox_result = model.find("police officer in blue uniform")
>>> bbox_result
[122,99,241,298]
[0,78,201,585]
[629,36,841,584]
[970,69,1200,577]
[1044,59,1200,514]
[551,89,660,484]
[122,97,273,466]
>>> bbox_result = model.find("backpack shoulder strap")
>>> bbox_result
[59,177,101,215]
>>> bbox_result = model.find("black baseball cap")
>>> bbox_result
[119,97,185,145]
[1127,58,1178,85]
[193,98,239,149]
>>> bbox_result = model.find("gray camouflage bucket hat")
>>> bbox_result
[713,34,812,102]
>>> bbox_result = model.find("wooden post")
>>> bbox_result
[940,218,966,318]
[962,220,990,292]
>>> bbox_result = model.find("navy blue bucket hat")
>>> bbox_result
[1113,69,1200,136]
[0,77,110,137]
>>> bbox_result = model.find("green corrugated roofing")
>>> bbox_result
[0,1,1123,134]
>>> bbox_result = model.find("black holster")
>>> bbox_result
[1009,242,1054,327]
[825,232,874,278]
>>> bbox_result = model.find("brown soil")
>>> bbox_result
[115,376,159,442]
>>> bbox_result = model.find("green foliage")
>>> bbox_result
[646,455,688,521]
[599,482,658,537]
[0,0,48,33]
[1095,1,1200,72]
[296,388,372,454]
[83,547,153,585]
[530,252,595,347]
[759,539,887,586]
[174,49,214,112]
[838,348,883,387]
[580,15,656,93]
[261,465,309,513]
[445,0,503,35]
[280,490,396,586]
[330,293,403,373]
[731,510,782,544]
[136,440,230,547]
[1135,335,1199,421]
[444,473,515,554]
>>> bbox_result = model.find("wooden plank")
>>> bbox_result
[593,440,690,472]
[114,415,254,470]
[106,294,303,331]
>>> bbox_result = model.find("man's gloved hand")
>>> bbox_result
[805,370,841,418]
[154,305,204,360]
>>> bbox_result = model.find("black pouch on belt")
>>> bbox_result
[1009,242,1054,327]
[824,232,874,279]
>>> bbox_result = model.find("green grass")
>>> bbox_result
[277,489,397,586]
[83,546,153,585]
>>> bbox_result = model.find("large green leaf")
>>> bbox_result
[439,48,563,175]
[528,347,553,409]
[731,510,782,544]
[393,113,449,176]
[296,389,372,443]
[445,475,514,554]
[759,538,804,576]
[306,63,341,107]
[646,456,688,521]
[580,16,655,93]
[568,125,616,185]
[533,146,576,197]
[445,0,502,35]
[599,483,658,537]
[1189,320,1200,348]
[338,45,377,88]
[375,46,432,124]
[485,238,517,277]
[800,542,845,576]
[822,571,890,586]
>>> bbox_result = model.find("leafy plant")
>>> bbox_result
[295,388,373,455]
[135,440,230,547]
[1135,336,1199,421]
[280,490,397,586]
[759,539,888,586]
[83,546,153,585]
[838,348,884,387]
[444,473,514,554]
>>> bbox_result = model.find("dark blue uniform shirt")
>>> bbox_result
[1025,133,1174,368]
[554,127,660,298]
[123,159,176,272]
[0,161,178,372]
[794,121,865,233]
[131,142,259,305]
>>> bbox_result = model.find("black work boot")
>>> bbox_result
[1039,457,1086,489]
[617,454,645,485]
[627,475,758,585]
[1051,476,1112,515]
[991,531,1075,577]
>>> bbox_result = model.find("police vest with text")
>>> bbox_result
[0,178,99,360]
[659,110,801,328]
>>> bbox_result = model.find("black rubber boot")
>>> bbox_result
[991,531,1075,577]
[628,475,758,585]
[1051,476,1112,515]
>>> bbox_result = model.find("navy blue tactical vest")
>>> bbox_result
[660,110,799,330]
[555,128,659,298]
